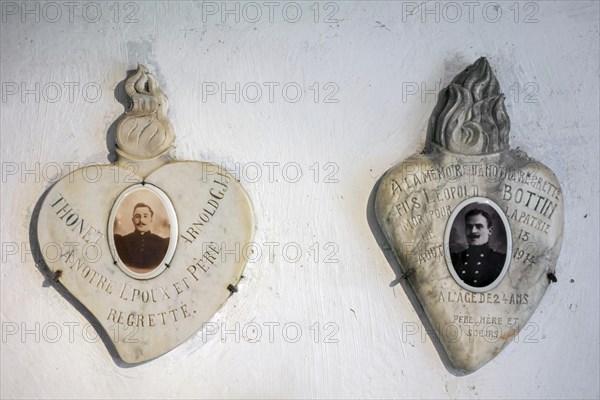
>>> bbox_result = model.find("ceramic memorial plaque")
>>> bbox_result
[375,58,563,372]
[37,65,255,363]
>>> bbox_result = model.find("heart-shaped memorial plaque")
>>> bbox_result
[37,65,255,363]
[375,58,563,372]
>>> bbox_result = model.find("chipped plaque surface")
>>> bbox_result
[375,58,564,372]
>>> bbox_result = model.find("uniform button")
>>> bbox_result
[475,271,479,274]
[473,280,478,283]
[466,254,469,257]
[480,254,484,257]
[462,270,466,274]
[477,262,481,265]
[464,262,467,265]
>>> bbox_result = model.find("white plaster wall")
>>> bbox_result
[1,1,598,398]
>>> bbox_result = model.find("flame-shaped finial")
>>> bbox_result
[115,64,175,160]
[428,57,510,155]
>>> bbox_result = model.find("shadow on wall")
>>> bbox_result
[366,175,468,377]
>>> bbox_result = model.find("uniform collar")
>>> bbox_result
[467,243,490,253]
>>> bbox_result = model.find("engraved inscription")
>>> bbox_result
[50,193,103,244]
[180,170,230,245]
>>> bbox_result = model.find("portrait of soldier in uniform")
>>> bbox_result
[449,205,508,289]
[114,202,170,272]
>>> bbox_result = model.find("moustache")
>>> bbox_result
[467,235,480,239]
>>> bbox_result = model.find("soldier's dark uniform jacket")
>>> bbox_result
[115,230,169,269]
[451,243,506,288]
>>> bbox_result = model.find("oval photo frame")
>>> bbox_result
[444,197,512,293]
[108,183,178,280]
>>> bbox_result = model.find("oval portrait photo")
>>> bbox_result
[444,197,512,292]
[108,183,178,279]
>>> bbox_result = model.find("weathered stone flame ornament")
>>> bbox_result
[37,65,255,363]
[375,57,563,372]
